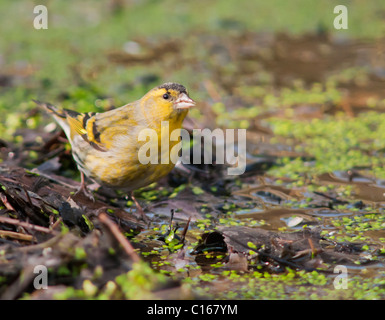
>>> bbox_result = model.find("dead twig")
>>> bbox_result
[180,216,191,244]
[98,212,141,263]
[0,230,36,242]
[1,265,37,300]
[30,169,80,190]
[18,233,64,252]
[50,217,63,231]
[0,215,58,235]
[0,193,16,211]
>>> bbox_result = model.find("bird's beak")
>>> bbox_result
[175,93,196,109]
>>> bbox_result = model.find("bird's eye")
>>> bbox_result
[163,93,170,100]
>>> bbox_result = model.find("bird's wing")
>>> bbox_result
[35,100,116,152]
[35,100,138,152]
[65,110,109,152]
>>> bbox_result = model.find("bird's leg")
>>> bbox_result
[129,191,150,223]
[74,171,95,202]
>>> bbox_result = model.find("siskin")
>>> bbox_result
[35,82,195,216]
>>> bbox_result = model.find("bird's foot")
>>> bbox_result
[73,184,95,202]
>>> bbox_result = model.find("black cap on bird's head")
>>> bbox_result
[158,82,188,94]
[157,82,195,110]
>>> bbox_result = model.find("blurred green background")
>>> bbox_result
[0,1,384,134]
[1,0,385,174]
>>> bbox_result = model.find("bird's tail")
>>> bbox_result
[33,99,74,140]
[33,100,67,118]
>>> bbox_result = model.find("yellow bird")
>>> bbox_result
[35,83,195,216]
